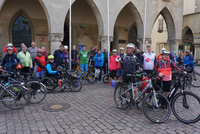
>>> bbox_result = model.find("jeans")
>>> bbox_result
[80,64,88,77]
[95,66,102,81]
[34,70,44,78]
[103,60,108,74]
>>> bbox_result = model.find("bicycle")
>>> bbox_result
[43,63,82,93]
[114,70,171,123]
[168,70,200,123]
[0,77,30,110]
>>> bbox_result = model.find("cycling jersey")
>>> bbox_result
[140,52,156,70]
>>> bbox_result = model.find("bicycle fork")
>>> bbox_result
[152,90,159,109]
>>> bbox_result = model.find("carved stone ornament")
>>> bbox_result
[98,36,114,43]
[48,33,64,42]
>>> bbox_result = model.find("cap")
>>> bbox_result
[112,49,117,52]
[64,45,68,49]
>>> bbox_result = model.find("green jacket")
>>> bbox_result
[17,51,33,68]
[78,50,91,64]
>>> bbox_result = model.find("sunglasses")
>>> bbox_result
[49,59,54,60]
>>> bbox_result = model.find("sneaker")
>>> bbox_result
[108,82,111,86]
[98,81,101,83]
[136,102,141,109]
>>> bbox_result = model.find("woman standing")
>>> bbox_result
[34,49,45,78]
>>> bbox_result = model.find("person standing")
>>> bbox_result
[41,47,48,65]
[71,45,79,70]
[0,47,20,71]
[64,45,69,64]
[140,44,156,75]
[28,42,38,60]
[177,52,184,68]
[34,49,45,78]
[94,49,104,83]
[53,45,67,67]
[173,51,177,64]
[183,50,194,68]
[135,49,141,61]
[78,45,97,74]
[103,47,108,74]
[108,49,118,86]
[116,47,125,83]
[17,45,32,79]
[3,43,17,53]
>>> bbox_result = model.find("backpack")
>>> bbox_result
[158,60,172,69]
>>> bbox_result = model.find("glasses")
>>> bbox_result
[49,59,54,60]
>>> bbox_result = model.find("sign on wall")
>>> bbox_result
[40,37,44,42]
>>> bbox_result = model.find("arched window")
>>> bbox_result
[12,14,32,47]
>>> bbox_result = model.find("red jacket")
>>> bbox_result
[154,60,181,81]
[3,47,17,53]
[35,56,45,72]
[109,55,118,70]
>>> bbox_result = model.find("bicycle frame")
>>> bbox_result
[120,79,159,108]
[75,66,93,79]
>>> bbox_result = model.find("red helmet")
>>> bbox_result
[37,49,43,53]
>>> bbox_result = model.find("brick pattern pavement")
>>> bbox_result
[0,67,200,134]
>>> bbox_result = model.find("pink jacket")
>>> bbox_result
[109,55,118,70]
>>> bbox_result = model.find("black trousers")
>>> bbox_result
[103,60,108,74]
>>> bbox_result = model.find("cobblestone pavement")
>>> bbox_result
[0,67,200,134]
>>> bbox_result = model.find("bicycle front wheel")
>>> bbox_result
[114,83,130,110]
[142,92,171,123]
[102,75,109,83]
[191,71,200,87]
[26,81,47,104]
[42,77,55,93]
[1,85,30,110]
[86,71,95,83]
[171,91,200,123]
[69,79,82,92]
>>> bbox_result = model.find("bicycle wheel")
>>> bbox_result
[86,71,95,83]
[191,71,200,87]
[142,92,171,123]
[42,77,55,93]
[1,85,30,110]
[26,81,47,104]
[171,91,200,123]
[114,83,130,110]
[69,79,82,92]
[102,75,109,83]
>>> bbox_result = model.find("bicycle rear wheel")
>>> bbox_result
[114,83,130,110]
[86,71,95,83]
[26,81,47,104]
[191,71,200,87]
[142,92,171,123]
[102,75,109,83]
[171,91,200,123]
[69,79,82,92]
[42,77,55,93]
[1,85,30,110]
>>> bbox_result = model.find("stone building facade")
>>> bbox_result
[0,0,184,57]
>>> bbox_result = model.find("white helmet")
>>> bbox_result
[119,47,124,50]
[7,43,13,47]
[7,47,13,51]
[64,45,68,49]
[161,50,170,55]
[161,48,166,51]
[112,49,117,52]
[127,43,135,48]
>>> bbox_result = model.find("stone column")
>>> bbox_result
[48,33,64,54]
[194,44,200,61]
[98,36,114,52]
[168,39,181,53]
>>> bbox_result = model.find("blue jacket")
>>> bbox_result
[183,55,194,68]
[53,50,67,67]
[94,52,104,67]
[1,53,20,71]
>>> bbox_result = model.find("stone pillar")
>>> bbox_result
[48,33,64,54]
[98,36,114,52]
[168,39,181,53]
[194,44,200,61]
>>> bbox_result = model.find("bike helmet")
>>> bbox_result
[126,43,135,48]
[48,55,54,59]
[64,45,68,49]
[119,47,124,50]
[161,50,170,55]
[112,49,117,52]
[7,47,13,51]
[37,48,43,53]
[161,48,166,51]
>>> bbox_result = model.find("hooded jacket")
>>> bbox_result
[94,52,104,67]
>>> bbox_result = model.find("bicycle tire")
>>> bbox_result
[191,71,200,87]
[86,71,95,83]
[171,91,200,123]
[102,75,109,83]
[114,83,130,110]
[69,79,82,92]
[42,77,55,93]
[1,85,30,110]
[142,92,171,123]
[26,81,47,104]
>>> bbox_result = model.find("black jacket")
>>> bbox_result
[53,50,67,67]
[71,50,78,61]
[121,54,139,74]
